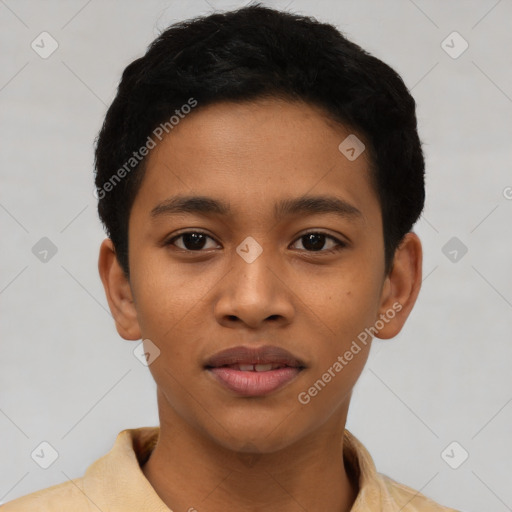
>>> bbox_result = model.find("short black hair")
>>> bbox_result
[94,3,425,277]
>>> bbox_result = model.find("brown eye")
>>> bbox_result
[291,232,345,253]
[167,232,219,251]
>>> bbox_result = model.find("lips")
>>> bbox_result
[204,345,305,370]
[224,363,284,372]
[204,346,306,397]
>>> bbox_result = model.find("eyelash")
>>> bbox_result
[165,230,347,254]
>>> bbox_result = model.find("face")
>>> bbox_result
[101,98,420,454]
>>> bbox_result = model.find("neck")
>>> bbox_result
[142,393,358,512]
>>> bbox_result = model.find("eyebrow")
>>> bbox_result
[150,195,363,222]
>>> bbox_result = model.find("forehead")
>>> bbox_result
[131,98,379,224]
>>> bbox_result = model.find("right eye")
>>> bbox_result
[165,231,221,251]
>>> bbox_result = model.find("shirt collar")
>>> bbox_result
[82,426,401,512]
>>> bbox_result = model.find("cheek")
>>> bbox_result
[306,268,383,344]
[129,261,213,377]
[129,251,205,334]
[296,284,376,413]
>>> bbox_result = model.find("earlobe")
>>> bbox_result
[98,238,141,341]
[375,232,423,340]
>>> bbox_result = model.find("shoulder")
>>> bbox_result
[379,472,460,511]
[1,477,91,511]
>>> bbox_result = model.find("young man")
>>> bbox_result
[4,4,459,511]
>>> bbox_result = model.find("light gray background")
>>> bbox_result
[1,1,511,510]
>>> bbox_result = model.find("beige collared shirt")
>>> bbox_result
[3,427,459,511]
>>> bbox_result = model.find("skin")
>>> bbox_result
[98,98,422,512]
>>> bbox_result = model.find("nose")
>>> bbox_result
[214,247,295,330]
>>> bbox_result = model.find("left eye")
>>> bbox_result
[291,232,345,252]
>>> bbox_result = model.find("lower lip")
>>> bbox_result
[207,367,302,396]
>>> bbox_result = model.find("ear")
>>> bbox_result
[375,232,423,339]
[98,238,141,341]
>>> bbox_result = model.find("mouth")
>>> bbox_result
[204,346,306,397]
